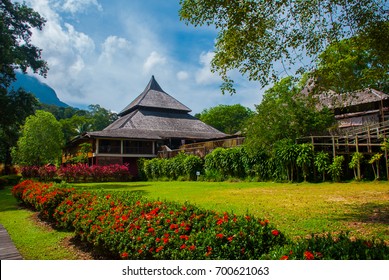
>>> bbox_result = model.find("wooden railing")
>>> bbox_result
[158,137,245,158]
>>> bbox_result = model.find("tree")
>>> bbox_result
[12,111,64,166]
[314,34,389,93]
[0,89,38,173]
[0,0,48,89]
[179,0,388,93]
[244,77,334,152]
[88,104,118,131]
[195,104,254,134]
[1,0,47,173]
[296,143,314,182]
[348,152,364,181]
[314,151,331,182]
[369,153,383,180]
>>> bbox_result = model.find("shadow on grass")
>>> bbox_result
[79,183,152,191]
[338,202,389,225]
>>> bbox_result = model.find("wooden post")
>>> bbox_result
[332,136,336,158]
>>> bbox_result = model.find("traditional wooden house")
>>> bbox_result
[63,76,228,175]
[315,88,389,129]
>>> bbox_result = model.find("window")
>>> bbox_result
[123,140,153,154]
[99,139,121,154]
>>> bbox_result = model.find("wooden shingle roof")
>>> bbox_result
[85,76,228,140]
[118,75,191,116]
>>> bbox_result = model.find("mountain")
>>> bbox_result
[11,73,69,107]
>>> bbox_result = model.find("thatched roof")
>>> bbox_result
[315,88,389,110]
[85,76,227,140]
[118,75,191,116]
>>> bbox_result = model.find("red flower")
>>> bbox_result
[227,236,234,242]
[156,246,163,253]
[180,235,189,240]
[280,255,289,260]
[216,219,224,225]
[304,251,315,260]
[170,224,178,230]
[216,233,224,239]
[121,252,129,258]
[138,249,143,254]
[188,245,196,251]
[180,244,187,250]
[163,237,169,244]
[148,227,155,233]
[271,229,279,236]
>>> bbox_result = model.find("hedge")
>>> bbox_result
[11,180,389,260]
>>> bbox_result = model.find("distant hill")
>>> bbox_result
[11,72,69,107]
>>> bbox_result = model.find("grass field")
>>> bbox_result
[0,180,388,259]
[74,180,389,241]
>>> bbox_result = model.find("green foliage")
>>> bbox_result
[314,151,331,182]
[0,89,39,172]
[141,153,203,181]
[0,0,47,173]
[349,152,364,181]
[273,139,299,182]
[328,156,345,182]
[369,153,383,180]
[0,0,48,89]
[179,0,388,93]
[273,233,389,260]
[296,144,314,182]
[183,155,203,180]
[13,180,389,260]
[195,104,254,134]
[315,26,389,93]
[244,77,334,151]
[12,110,64,166]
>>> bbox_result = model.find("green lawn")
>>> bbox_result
[0,180,388,260]
[75,180,389,241]
[0,186,77,259]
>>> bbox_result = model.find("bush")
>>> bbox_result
[12,180,389,260]
[13,180,288,260]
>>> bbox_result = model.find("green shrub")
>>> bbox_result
[12,180,389,260]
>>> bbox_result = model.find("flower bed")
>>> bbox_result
[11,180,389,260]
[20,163,132,182]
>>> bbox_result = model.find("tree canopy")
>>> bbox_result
[0,0,48,90]
[0,0,48,173]
[12,110,64,166]
[314,33,389,93]
[244,76,335,152]
[179,0,389,93]
[195,104,254,134]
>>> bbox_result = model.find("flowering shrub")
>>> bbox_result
[20,163,132,182]
[274,233,389,260]
[11,180,389,260]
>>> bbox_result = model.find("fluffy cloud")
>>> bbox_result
[20,0,262,114]
[143,51,167,74]
[55,0,102,14]
[176,71,189,81]
[195,51,222,85]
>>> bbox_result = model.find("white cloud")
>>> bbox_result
[99,36,132,64]
[20,1,262,114]
[195,51,221,85]
[176,71,189,81]
[56,0,102,14]
[143,51,167,74]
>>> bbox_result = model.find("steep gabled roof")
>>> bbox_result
[94,108,227,140]
[316,88,389,110]
[83,76,228,141]
[118,75,191,116]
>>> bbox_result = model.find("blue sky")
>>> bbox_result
[21,0,264,114]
